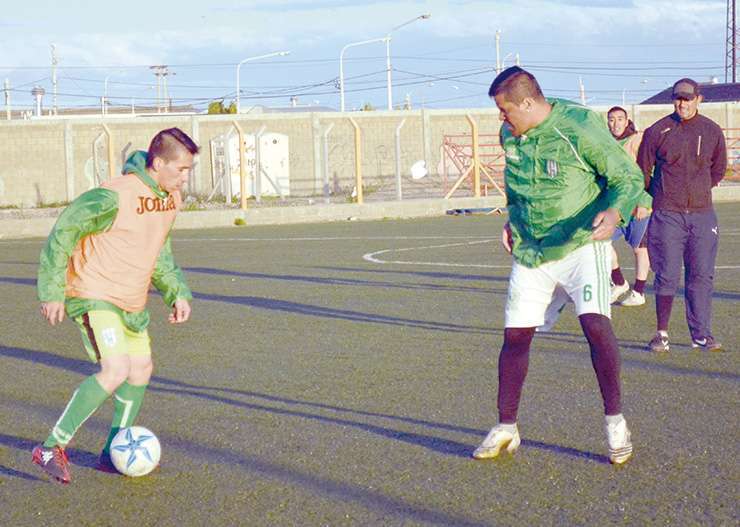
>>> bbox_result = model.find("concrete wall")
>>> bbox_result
[0,102,737,207]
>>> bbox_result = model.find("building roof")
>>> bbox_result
[261,105,336,113]
[3,105,199,120]
[641,82,740,104]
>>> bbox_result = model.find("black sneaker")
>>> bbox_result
[649,333,670,353]
[32,445,71,484]
[691,336,723,352]
[96,451,119,474]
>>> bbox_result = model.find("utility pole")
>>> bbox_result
[495,29,502,74]
[726,0,737,82]
[4,79,10,120]
[163,68,174,112]
[51,44,58,115]
[150,65,168,113]
[31,86,45,117]
[578,76,586,105]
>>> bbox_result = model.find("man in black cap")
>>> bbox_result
[637,78,727,353]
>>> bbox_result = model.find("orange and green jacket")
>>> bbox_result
[37,151,191,331]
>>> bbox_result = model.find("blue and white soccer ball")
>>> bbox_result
[110,426,161,477]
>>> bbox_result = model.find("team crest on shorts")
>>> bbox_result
[546,159,558,178]
[101,328,117,348]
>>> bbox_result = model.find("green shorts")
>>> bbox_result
[75,310,151,363]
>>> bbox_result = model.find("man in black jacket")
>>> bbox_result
[637,78,727,353]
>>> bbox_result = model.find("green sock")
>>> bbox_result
[102,382,148,454]
[43,375,110,448]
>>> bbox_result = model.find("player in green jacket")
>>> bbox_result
[473,67,643,465]
[33,128,196,483]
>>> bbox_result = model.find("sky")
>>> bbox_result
[0,0,730,112]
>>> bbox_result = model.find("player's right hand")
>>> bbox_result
[501,222,514,254]
[633,206,650,220]
[41,301,65,326]
[168,298,191,324]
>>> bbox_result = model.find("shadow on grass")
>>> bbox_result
[2,401,489,526]
[521,439,609,464]
[1,345,611,465]
[153,385,474,459]
[532,334,740,382]
[160,435,493,527]
[184,266,500,295]
[0,433,98,474]
[156,385,609,464]
[0,463,44,481]
[0,277,36,286]
[193,292,500,335]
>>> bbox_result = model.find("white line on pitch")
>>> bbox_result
[363,240,515,269]
[363,240,740,270]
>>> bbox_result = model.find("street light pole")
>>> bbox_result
[385,14,430,111]
[236,50,290,114]
[339,38,388,112]
[103,75,111,116]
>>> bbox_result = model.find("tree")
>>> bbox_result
[207,100,237,114]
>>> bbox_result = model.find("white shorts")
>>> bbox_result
[505,241,612,328]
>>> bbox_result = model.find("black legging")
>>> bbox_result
[497,314,622,423]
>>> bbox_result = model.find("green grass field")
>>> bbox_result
[0,204,738,526]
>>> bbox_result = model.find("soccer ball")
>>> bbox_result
[109,426,161,477]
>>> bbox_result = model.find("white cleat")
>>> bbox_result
[610,282,630,304]
[606,418,633,465]
[473,424,521,460]
[619,290,646,307]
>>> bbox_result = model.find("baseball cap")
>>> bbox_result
[671,78,700,100]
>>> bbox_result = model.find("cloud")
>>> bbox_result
[416,0,723,44]
[210,0,370,11]
[0,0,724,71]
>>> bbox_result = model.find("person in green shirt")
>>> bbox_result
[472,67,642,465]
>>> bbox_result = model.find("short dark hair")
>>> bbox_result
[607,106,628,118]
[488,66,545,104]
[146,128,200,168]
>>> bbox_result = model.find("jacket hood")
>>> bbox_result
[122,150,168,198]
[615,120,638,141]
[123,150,148,177]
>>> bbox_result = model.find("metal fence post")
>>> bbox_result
[102,124,115,180]
[395,118,407,200]
[254,125,267,202]
[232,120,247,210]
[349,117,363,204]
[466,114,481,198]
[323,122,335,204]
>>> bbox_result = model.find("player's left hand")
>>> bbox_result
[169,298,191,324]
[591,208,620,240]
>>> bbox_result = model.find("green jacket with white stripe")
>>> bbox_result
[502,98,644,268]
